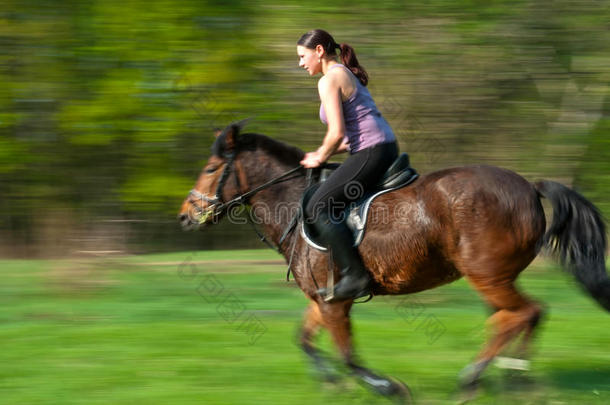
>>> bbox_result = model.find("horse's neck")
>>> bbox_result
[244,152,306,252]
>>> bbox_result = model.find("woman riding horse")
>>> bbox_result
[179,121,610,400]
[297,29,398,302]
[178,32,610,401]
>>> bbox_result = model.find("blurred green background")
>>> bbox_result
[1,2,609,403]
[1,0,609,257]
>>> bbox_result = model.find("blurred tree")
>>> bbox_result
[0,0,608,256]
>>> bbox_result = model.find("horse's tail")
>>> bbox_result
[534,180,610,311]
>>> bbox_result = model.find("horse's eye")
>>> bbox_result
[204,167,217,174]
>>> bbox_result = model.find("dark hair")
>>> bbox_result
[297,29,369,86]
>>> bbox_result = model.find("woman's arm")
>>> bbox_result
[300,73,347,168]
[316,75,346,162]
[333,140,350,154]
[317,139,348,156]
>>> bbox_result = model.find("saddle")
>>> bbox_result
[301,153,419,251]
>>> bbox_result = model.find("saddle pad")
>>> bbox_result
[301,171,419,251]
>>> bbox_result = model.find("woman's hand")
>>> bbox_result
[300,151,323,168]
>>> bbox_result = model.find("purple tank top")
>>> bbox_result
[319,64,395,153]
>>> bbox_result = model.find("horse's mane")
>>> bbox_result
[239,133,305,167]
[210,121,305,166]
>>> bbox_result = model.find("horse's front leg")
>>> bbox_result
[299,300,340,382]
[318,300,412,402]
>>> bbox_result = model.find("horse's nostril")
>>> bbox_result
[178,213,188,223]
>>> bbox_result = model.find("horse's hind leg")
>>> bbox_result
[299,300,340,382]
[514,301,544,360]
[318,300,412,402]
[460,279,543,388]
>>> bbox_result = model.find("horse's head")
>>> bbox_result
[178,120,254,230]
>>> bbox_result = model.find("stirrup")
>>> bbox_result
[317,250,370,303]
[317,270,372,303]
[317,284,371,303]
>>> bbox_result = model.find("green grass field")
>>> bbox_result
[1,250,609,404]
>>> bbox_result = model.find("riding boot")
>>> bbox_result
[312,212,372,302]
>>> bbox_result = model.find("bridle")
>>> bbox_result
[188,151,305,225]
[188,152,240,221]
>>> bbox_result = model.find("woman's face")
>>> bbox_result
[297,45,321,76]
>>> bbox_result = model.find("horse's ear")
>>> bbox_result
[220,118,251,150]
[222,124,239,150]
[213,128,222,138]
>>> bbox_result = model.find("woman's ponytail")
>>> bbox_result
[339,43,369,87]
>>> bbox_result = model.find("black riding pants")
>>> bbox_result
[305,141,398,222]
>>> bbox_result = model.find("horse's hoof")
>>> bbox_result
[357,372,412,403]
[458,360,488,390]
[458,368,478,390]
[386,377,413,404]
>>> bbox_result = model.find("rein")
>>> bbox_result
[216,165,304,213]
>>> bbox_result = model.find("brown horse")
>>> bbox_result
[178,122,610,401]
